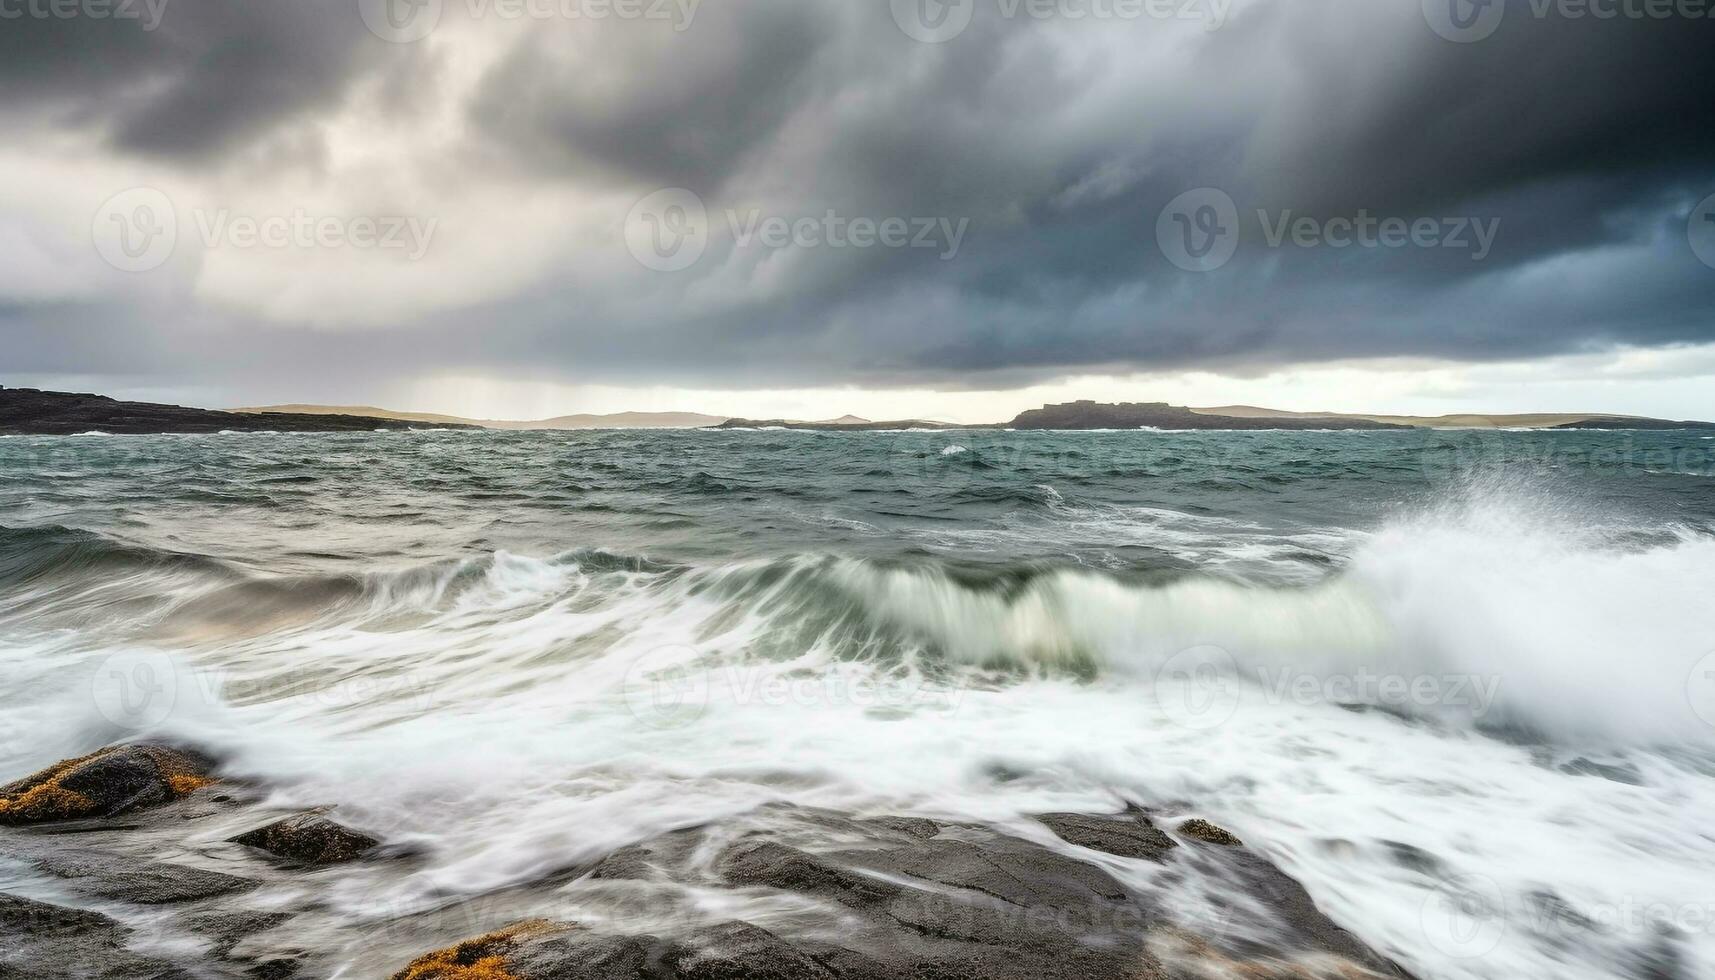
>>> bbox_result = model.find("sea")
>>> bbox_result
[2,426,1714,978]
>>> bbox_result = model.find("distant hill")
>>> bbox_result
[14,389,1708,437]
[234,405,727,430]
[1192,405,1715,430]
[1,388,480,435]
[1195,406,1611,429]
[711,417,969,431]
[1011,401,1409,430]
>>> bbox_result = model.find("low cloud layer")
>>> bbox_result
[1,0,1712,405]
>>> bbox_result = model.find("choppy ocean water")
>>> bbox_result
[2,427,1714,979]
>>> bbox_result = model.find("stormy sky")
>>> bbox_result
[1,0,1713,420]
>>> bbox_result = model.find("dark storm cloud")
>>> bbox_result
[468,2,836,188]
[2,0,1714,394]
[0,0,398,162]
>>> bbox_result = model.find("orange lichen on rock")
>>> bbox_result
[390,921,559,980]
[0,749,105,822]
[0,744,216,825]
[166,773,216,795]
[1178,818,1243,847]
[0,780,98,822]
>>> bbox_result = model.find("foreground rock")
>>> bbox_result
[388,805,1414,980]
[1,745,1413,980]
[0,744,215,825]
[230,812,380,865]
[0,894,191,980]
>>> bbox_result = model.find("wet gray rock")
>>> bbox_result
[1187,844,1411,975]
[181,909,295,958]
[1036,810,1178,861]
[35,848,258,904]
[229,813,379,865]
[0,893,192,980]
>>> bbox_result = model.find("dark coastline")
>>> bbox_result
[6,387,1712,436]
[0,388,480,436]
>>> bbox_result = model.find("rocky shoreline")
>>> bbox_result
[0,743,1415,980]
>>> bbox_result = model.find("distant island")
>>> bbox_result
[711,417,974,431]
[5,387,1712,435]
[232,404,726,431]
